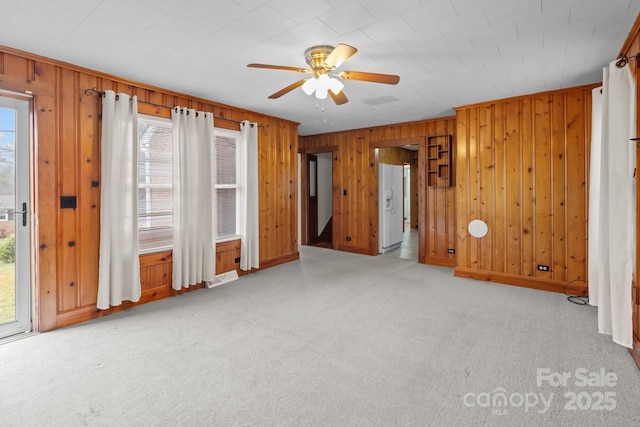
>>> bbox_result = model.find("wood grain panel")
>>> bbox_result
[216,240,241,274]
[564,90,588,281]
[57,67,79,313]
[533,95,552,280]
[0,45,300,331]
[467,107,480,270]
[521,98,534,277]
[551,93,567,281]
[493,103,506,273]
[32,63,58,331]
[504,100,522,275]
[454,84,596,292]
[478,105,493,272]
[78,73,101,307]
[455,111,469,268]
[139,251,172,291]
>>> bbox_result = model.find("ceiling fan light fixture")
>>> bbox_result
[317,74,330,89]
[315,85,329,99]
[248,43,400,106]
[301,77,317,95]
[328,77,344,94]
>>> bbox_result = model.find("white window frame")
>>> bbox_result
[138,114,173,254]
[136,118,243,254]
[214,127,241,242]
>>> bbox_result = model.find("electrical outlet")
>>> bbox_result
[537,265,550,272]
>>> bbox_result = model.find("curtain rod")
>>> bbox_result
[84,87,262,128]
[615,53,638,68]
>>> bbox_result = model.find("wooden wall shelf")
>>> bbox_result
[427,135,452,187]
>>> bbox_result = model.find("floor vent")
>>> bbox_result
[205,270,239,288]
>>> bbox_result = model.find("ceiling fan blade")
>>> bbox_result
[329,90,348,105]
[338,70,400,85]
[323,43,357,69]
[247,63,311,73]
[268,80,306,99]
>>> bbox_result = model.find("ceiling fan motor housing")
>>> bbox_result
[305,45,335,77]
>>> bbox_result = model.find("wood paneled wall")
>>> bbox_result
[0,45,299,331]
[300,117,456,265]
[454,84,596,294]
[617,11,640,366]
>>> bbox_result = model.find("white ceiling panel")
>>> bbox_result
[269,0,333,24]
[317,2,377,35]
[361,15,415,44]
[183,0,247,27]
[93,0,160,20]
[237,4,297,38]
[359,0,422,20]
[139,0,188,13]
[401,2,458,32]
[159,7,220,39]
[0,0,637,135]
[232,0,270,11]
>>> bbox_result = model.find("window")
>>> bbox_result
[138,116,173,253]
[215,128,241,240]
[137,115,241,253]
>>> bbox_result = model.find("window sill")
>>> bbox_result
[139,236,241,256]
[216,235,241,244]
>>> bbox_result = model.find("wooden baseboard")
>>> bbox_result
[453,267,588,296]
[336,245,372,255]
[630,341,640,370]
[54,251,299,330]
[54,285,173,329]
[424,256,456,268]
[239,251,300,275]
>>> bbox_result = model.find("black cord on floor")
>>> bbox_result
[564,278,589,305]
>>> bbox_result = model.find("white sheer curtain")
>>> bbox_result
[97,90,141,309]
[588,60,636,348]
[172,107,216,289]
[239,121,259,271]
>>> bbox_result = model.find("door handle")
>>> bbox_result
[4,202,27,226]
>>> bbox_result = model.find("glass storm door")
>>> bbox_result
[0,96,31,339]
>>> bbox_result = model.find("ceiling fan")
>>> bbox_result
[247,43,400,105]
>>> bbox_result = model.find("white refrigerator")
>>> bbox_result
[378,163,404,253]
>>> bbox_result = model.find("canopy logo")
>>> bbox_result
[462,367,618,416]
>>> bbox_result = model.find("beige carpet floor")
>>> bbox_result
[1,246,639,426]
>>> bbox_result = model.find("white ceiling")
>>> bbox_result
[1,0,638,135]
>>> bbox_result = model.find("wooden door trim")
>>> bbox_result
[307,154,318,243]
[299,147,338,247]
[369,137,424,148]
[300,145,339,154]
[369,137,427,259]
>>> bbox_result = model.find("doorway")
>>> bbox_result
[0,96,32,339]
[307,152,333,248]
[403,164,411,229]
[376,145,419,261]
